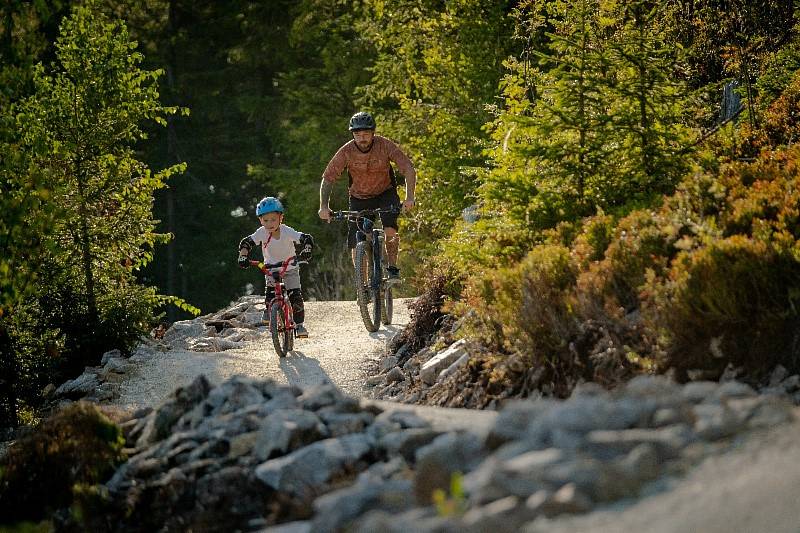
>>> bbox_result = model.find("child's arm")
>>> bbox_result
[298,233,314,260]
[237,236,256,268]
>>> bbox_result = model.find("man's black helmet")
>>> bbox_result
[348,111,376,131]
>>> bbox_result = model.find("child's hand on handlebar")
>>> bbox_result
[318,207,332,222]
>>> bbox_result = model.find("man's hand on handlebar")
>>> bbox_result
[237,255,249,269]
[318,206,332,222]
[402,198,415,212]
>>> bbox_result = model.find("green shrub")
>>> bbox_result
[0,402,125,525]
[646,235,800,376]
[571,214,615,267]
[576,210,673,316]
[461,244,579,359]
[643,144,800,377]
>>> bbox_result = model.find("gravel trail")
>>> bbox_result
[113,299,411,411]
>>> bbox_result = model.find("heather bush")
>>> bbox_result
[571,214,615,266]
[460,244,579,367]
[0,402,125,526]
[645,145,800,377]
[647,235,800,376]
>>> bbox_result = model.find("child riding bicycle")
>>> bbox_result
[237,197,314,337]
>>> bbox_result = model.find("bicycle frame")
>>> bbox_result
[331,208,399,332]
[249,257,296,356]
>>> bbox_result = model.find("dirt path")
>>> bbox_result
[527,412,800,533]
[113,299,411,411]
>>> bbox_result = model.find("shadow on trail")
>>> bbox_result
[279,351,333,388]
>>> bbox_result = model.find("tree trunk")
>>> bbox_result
[75,158,98,321]
[165,0,178,322]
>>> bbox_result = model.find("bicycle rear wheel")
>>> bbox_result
[354,241,378,332]
[270,302,292,357]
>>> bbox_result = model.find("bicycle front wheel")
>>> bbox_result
[382,285,393,325]
[270,302,292,357]
[371,234,384,329]
[354,241,378,332]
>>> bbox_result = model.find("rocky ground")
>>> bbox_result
[42,296,800,532]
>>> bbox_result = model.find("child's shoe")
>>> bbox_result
[295,323,309,338]
[261,309,270,326]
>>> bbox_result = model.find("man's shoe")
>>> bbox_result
[295,323,309,338]
[261,309,270,327]
[387,266,401,281]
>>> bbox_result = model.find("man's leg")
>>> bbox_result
[384,226,399,267]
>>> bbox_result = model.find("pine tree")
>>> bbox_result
[603,0,692,203]
[482,0,613,235]
[14,2,186,377]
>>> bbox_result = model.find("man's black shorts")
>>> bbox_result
[347,187,401,248]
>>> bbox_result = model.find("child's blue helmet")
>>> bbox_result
[256,196,284,216]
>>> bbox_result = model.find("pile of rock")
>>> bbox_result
[49,296,266,406]
[161,296,265,352]
[366,336,800,409]
[97,373,795,532]
[49,345,162,404]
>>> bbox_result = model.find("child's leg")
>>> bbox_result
[288,288,305,324]
[262,284,276,323]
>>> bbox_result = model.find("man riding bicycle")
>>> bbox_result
[317,111,417,280]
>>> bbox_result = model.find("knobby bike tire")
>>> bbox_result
[382,285,393,325]
[270,302,291,357]
[354,241,378,332]
[371,234,384,330]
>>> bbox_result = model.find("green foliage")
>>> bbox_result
[571,214,615,265]
[648,235,800,376]
[0,402,125,525]
[461,244,578,358]
[477,0,694,254]
[754,23,800,110]
[745,71,800,150]
[433,472,467,517]
[1,3,189,426]
[642,145,800,376]
[663,0,796,87]
[357,0,515,246]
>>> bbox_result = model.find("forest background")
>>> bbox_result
[1,0,799,426]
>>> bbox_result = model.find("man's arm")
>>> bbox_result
[318,179,334,221]
[387,140,417,209]
[319,145,348,221]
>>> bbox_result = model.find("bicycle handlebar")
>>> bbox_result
[330,207,401,222]
[247,257,306,275]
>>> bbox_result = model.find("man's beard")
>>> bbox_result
[354,137,374,152]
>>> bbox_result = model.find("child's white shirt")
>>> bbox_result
[248,224,303,270]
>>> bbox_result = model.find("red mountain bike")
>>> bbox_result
[246,257,301,357]
[332,208,400,332]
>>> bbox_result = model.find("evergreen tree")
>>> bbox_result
[10,2,186,402]
[357,0,515,249]
[0,1,71,427]
[604,0,692,202]
[481,0,613,238]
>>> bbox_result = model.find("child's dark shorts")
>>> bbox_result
[347,187,401,248]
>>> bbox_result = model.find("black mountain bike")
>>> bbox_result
[332,208,400,332]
